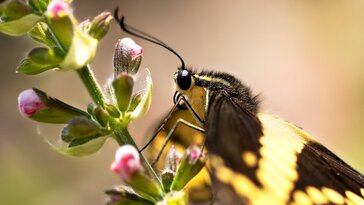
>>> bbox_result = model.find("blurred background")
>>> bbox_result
[1,0,364,204]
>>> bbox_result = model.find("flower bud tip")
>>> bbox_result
[46,0,71,19]
[120,38,143,60]
[113,37,143,75]
[111,145,142,182]
[18,89,44,117]
[189,145,203,164]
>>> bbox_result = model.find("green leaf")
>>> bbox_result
[17,58,56,75]
[59,27,98,70]
[47,136,108,157]
[1,0,32,21]
[68,134,100,147]
[28,22,58,47]
[0,13,43,36]
[128,172,165,202]
[47,15,74,50]
[61,116,101,142]
[105,187,154,205]
[29,88,90,123]
[17,47,62,75]
[130,69,153,120]
[28,0,50,13]
[28,47,62,63]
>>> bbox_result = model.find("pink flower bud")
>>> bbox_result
[18,89,45,117]
[113,38,143,75]
[111,145,142,182]
[46,0,71,19]
[189,145,203,164]
[166,145,182,171]
[120,38,143,60]
[170,145,206,191]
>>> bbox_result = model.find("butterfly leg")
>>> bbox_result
[151,118,205,166]
[140,93,204,152]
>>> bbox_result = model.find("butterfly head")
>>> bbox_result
[174,69,195,93]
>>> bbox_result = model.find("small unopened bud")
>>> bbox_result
[161,168,175,193]
[87,102,97,115]
[105,103,120,118]
[170,145,206,191]
[93,106,109,127]
[111,145,142,182]
[165,145,182,172]
[46,0,72,20]
[189,145,202,164]
[88,12,112,40]
[112,73,134,112]
[18,88,89,123]
[113,37,143,76]
[18,89,45,117]
[111,145,164,201]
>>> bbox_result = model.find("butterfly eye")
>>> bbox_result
[177,70,192,90]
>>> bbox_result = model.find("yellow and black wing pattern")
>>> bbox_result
[206,91,364,205]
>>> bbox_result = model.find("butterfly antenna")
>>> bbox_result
[114,7,186,70]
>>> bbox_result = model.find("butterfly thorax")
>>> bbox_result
[192,70,260,114]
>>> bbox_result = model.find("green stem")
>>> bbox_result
[77,65,106,107]
[110,119,163,190]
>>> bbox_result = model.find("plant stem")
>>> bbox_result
[77,65,106,107]
[111,119,163,190]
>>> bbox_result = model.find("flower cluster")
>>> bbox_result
[107,145,206,205]
[3,0,207,204]
[6,0,151,155]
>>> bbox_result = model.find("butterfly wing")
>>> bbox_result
[206,91,364,205]
[205,91,264,204]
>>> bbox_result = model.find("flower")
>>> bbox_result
[17,88,89,123]
[18,89,45,117]
[113,37,143,75]
[165,145,182,172]
[170,145,206,191]
[111,145,142,182]
[189,145,202,164]
[119,38,143,60]
[46,0,72,20]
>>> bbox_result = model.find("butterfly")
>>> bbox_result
[114,9,364,205]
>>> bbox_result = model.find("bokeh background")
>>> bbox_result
[1,0,364,204]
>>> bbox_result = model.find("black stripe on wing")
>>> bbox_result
[290,141,364,201]
[205,91,263,186]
